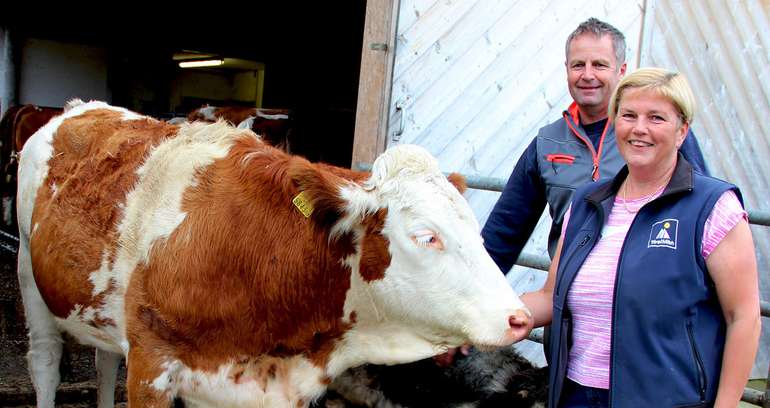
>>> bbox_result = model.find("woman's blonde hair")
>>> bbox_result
[608,67,696,125]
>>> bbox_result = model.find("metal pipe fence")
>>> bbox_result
[353,162,770,406]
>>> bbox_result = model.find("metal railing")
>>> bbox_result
[354,162,770,407]
[353,162,770,226]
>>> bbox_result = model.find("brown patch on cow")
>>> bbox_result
[232,369,245,384]
[138,305,181,343]
[30,109,177,318]
[359,209,391,282]
[447,172,467,195]
[348,311,357,324]
[123,135,361,375]
[126,343,176,406]
[320,376,332,386]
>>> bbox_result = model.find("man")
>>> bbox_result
[481,17,708,273]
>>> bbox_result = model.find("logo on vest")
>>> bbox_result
[648,219,678,249]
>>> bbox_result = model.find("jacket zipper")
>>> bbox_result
[686,320,708,401]
[564,112,609,181]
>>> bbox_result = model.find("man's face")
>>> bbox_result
[566,34,627,122]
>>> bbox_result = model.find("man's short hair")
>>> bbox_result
[565,17,626,65]
[608,67,696,125]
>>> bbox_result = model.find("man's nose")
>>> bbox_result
[582,65,597,80]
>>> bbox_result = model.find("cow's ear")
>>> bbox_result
[286,157,353,232]
[447,172,466,195]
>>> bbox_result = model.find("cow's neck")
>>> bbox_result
[326,267,446,376]
[325,322,441,376]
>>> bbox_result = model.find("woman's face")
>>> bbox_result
[614,87,688,175]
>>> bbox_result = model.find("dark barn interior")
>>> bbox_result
[1,3,366,167]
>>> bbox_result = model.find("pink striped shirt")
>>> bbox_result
[561,189,746,389]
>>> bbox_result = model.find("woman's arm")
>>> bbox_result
[520,236,563,330]
[706,219,761,407]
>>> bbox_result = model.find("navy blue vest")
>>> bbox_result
[548,156,741,407]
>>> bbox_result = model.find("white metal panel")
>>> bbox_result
[391,0,645,369]
[641,0,770,379]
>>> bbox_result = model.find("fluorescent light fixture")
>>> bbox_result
[179,59,224,68]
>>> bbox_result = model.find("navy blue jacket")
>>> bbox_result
[481,105,709,273]
[549,155,740,407]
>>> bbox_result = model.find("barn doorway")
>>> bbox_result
[2,2,373,168]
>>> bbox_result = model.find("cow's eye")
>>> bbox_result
[411,230,444,250]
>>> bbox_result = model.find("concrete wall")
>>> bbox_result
[19,38,109,107]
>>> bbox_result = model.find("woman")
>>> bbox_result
[520,68,761,407]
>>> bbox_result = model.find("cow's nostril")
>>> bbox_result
[508,311,529,328]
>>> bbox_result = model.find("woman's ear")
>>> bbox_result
[676,121,689,149]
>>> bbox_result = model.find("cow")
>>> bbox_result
[187,105,293,151]
[17,100,531,407]
[0,104,62,229]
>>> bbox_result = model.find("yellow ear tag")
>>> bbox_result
[292,191,314,218]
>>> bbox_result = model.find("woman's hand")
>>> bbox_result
[509,307,535,342]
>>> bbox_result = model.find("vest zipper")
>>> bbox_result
[609,206,641,406]
[686,320,708,401]
[555,234,591,297]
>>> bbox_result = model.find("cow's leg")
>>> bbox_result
[96,349,122,408]
[17,238,62,408]
[126,346,173,407]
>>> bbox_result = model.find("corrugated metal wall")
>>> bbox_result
[390,0,769,377]
[640,0,770,380]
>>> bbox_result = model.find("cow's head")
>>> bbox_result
[291,144,527,367]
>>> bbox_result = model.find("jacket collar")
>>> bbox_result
[586,152,694,205]
[567,102,581,125]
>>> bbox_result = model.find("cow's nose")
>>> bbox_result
[508,309,530,329]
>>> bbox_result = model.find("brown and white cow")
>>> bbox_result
[17,100,530,407]
[188,105,293,151]
[0,104,62,228]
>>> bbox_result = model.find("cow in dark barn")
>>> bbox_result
[0,104,62,230]
[187,105,293,151]
[17,100,532,407]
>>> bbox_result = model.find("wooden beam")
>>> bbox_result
[351,0,400,168]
